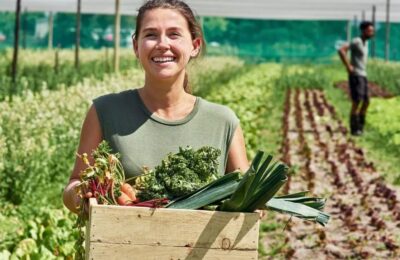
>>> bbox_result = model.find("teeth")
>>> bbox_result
[152,57,175,63]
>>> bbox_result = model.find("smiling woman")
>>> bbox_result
[133,7,201,91]
[63,0,249,215]
[132,0,206,94]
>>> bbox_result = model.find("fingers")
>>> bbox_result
[255,209,266,220]
[85,191,93,199]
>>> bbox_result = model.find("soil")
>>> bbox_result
[334,81,395,99]
[262,89,400,259]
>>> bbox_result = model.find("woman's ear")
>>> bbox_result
[191,38,202,58]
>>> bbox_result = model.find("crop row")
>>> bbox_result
[278,88,400,258]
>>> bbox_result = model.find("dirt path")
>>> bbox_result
[269,89,400,259]
[334,81,395,99]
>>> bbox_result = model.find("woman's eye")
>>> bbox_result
[145,33,156,38]
[170,32,180,37]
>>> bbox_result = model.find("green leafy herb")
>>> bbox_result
[135,146,221,201]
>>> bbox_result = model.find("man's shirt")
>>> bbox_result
[350,37,368,77]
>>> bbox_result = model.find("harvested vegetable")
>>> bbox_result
[167,171,241,209]
[74,141,126,260]
[121,183,137,202]
[117,192,134,206]
[74,142,330,259]
[220,152,287,212]
[167,151,330,226]
[135,146,221,201]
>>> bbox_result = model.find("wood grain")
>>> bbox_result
[86,200,259,259]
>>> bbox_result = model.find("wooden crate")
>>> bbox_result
[85,198,260,259]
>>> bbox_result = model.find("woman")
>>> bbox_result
[63,0,248,214]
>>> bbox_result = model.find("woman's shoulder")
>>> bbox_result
[93,89,134,104]
[93,89,138,111]
[198,97,239,122]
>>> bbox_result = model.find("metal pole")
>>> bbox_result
[75,0,81,69]
[22,7,27,49]
[385,0,390,61]
[105,47,109,72]
[48,12,53,49]
[114,0,121,73]
[371,5,376,58]
[354,15,358,37]
[347,19,352,43]
[362,10,365,22]
[54,45,60,74]
[11,0,21,99]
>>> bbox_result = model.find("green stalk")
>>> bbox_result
[245,155,274,201]
[218,153,262,211]
[275,191,310,199]
[266,198,330,226]
[167,171,240,205]
[242,172,287,212]
[220,152,289,212]
[167,180,239,209]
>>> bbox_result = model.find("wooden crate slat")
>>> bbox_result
[88,242,258,260]
[89,205,259,250]
[86,199,260,259]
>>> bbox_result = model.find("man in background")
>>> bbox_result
[338,21,375,136]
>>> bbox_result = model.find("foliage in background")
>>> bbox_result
[202,63,282,158]
[368,60,400,95]
[0,48,138,101]
[362,97,400,184]
[275,65,331,90]
[368,97,400,148]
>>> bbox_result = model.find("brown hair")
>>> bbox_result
[133,0,206,93]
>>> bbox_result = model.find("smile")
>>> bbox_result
[151,57,176,63]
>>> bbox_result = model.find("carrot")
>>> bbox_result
[117,191,134,206]
[121,183,137,202]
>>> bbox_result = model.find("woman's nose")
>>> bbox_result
[155,35,170,50]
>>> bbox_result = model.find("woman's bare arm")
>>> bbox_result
[226,125,249,173]
[63,105,102,214]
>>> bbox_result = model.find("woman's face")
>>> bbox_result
[134,8,201,81]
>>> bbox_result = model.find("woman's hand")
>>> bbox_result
[80,191,93,218]
[255,209,266,220]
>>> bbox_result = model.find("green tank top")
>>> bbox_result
[93,89,239,179]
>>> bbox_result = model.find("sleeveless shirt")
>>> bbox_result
[93,89,239,179]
